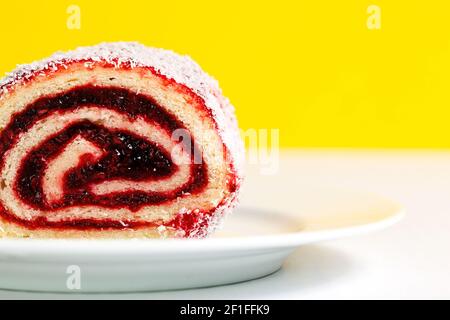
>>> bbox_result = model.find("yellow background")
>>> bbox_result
[0,1,449,148]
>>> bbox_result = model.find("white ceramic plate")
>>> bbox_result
[0,188,403,292]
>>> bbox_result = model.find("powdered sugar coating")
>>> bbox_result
[0,42,244,238]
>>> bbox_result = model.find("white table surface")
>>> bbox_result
[1,149,449,299]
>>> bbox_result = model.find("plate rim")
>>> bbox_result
[0,207,405,255]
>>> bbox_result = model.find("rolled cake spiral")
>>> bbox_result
[0,42,243,238]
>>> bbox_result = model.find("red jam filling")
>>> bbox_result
[0,85,209,230]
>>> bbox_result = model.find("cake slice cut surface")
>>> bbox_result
[0,42,244,238]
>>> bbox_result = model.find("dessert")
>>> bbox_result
[0,42,243,238]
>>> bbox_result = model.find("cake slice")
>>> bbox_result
[0,42,244,238]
